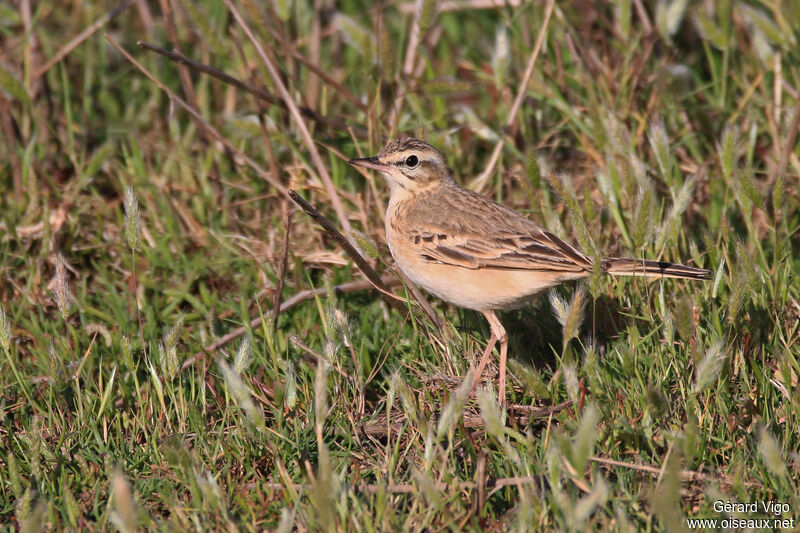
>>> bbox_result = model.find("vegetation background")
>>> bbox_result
[1,0,799,530]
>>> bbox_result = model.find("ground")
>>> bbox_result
[1,0,799,530]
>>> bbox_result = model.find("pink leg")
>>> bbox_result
[497,331,508,407]
[471,311,508,407]
[471,333,497,391]
[482,311,508,407]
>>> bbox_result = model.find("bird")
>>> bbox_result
[348,137,711,406]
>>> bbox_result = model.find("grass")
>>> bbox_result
[1,0,799,530]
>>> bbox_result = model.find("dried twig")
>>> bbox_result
[397,0,522,13]
[589,456,762,488]
[288,191,407,311]
[105,34,288,195]
[136,41,368,137]
[271,208,292,328]
[224,0,355,239]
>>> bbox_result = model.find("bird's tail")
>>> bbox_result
[602,258,712,280]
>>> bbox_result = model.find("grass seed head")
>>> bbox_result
[758,424,789,479]
[123,185,140,251]
[550,287,586,345]
[435,369,473,441]
[0,306,10,353]
[109,470,137,533]
[234,334,253,374]
[217,357,265,431]
[692,340,726,394]
[52,253,72,321]
[563,362,580,405]
[649,119,671,179]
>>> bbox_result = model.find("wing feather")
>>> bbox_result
[409,230,590,271]
[397,182,594,273]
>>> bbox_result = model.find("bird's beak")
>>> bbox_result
[348,156,391,172]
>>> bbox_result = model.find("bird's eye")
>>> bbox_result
[405,155,419,168]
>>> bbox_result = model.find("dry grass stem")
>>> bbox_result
[288,191,407,310]
[136,41,368,137]
[271,208,292,328]
[104,33,289,195]
[225,0,354,239]
[472,0,556,191]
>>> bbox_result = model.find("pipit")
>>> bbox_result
[349,137,711,405]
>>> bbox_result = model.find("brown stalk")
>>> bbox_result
[388,0,429,130]
[159,0,201,133]
[224,0,355,240]
[589,456,762,488]
[134,0,155,36]
[397,0,522,13]
[401,0,427,77]
[632,0,654,34]
[271,208,292,329]
[136,41,368,137]
[105,34,288,195]
[306,0,322,108]
[288,191,407,312]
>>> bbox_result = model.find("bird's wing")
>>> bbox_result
[402,187,593,272]
[408,226,592,272]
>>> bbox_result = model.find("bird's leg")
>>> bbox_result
[472,332,497,389]
[471,311,508,407]
[483,311,508,407]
